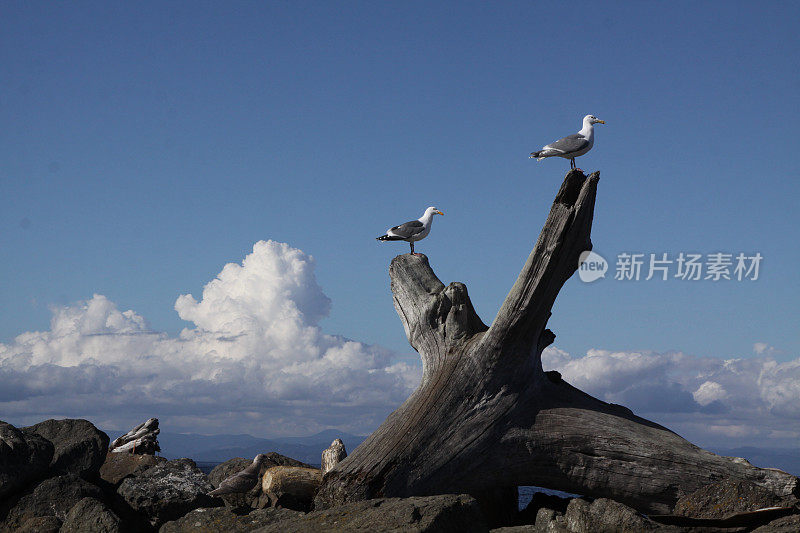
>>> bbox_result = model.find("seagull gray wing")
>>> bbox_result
[545,134,590,155]
[388,220,425,239]
[209,470,258,496]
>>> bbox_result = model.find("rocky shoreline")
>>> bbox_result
[2,418,798,532]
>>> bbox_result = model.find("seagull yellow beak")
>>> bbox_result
[597,120,606,124]
[436,210,444,215]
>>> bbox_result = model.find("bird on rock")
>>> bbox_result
[377,206,444,255]
[530,114,605,171]
[208,454,267,497]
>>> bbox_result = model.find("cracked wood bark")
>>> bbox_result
[315,170,799,514]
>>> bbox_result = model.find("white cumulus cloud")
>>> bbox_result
[693,381,728,406]
[0,241,421,437]
[541,346,800,448]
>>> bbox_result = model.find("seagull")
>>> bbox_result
[208,454,267,497]
[376,206,444,255]
[530,115,605,170]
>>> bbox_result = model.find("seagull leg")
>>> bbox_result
[410,242,415,255]
[570,158,576,170]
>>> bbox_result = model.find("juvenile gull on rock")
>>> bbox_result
[208,454,267,497]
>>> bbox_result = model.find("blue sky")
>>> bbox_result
[1,2,799,445]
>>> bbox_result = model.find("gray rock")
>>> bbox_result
[563,498,662,532]
[159,506,302,533]
[99,452,166,486]
[15,515,62,533]
[60,497,122,533]
[117,458,217,528]
[534,508,568,532]
[532,500,684,533]
[491,526,538,532]
[3,474,104,529]
[24,419,109,478]
[673,479,785,518]
[254,494,488,533]
[208,453,310,509]
[0,420,54,498]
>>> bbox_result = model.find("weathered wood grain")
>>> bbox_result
[315,170,798,514]
[109,417,160,454]
[262,466,323,511]
[321,439,347,474]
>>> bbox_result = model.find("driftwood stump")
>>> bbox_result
[322,439,348,474]
[316,170,798,514]
[262,466,323,512]
[109,417,160,454]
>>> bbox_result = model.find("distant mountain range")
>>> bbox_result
[104,428,367,465]
[709,446,800,477]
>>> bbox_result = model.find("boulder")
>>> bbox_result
[23,419,109,478]
[533,508,569,532]
[0,421,53,499]
[2,474,104,529]
[99,452,166,486]
[673,479,787,518]
[532,499,682,533]
[14,515,62,533]
[259,466,322,512]
[208,453,311,509]
[60,497,122,533]
[562,498,664,532]
[159,506,302,533]
[254,494,488,533]
[117,458,217,528]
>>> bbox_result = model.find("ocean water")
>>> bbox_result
[196,461,322,474]
[518,486,579,510]
[196,462,220,475]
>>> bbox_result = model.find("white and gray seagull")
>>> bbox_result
[208,454,267,497]
[530,114,606,170]
[376,206,444,255]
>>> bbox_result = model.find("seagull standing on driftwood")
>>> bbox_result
[377,206,444,255]
[208,454,267,497]
[530,114,605,171]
